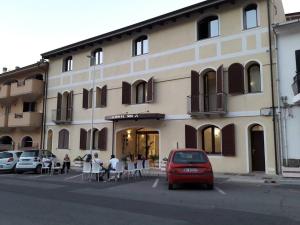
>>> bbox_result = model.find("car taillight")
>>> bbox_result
[7,157,14,162]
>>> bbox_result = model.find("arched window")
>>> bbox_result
[58,129,69,149]
[202,126,221,154]
[136,81,147,104]
[91,48,103,65]
[244,4,258,29]
[22,136,33,148]
[134,35,149,56]
[63,56,73,72]
[198,16,219,40]
[247,63,261,93]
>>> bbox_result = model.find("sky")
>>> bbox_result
[0,0,299,71]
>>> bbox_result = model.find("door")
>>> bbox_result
[251,125,265,172]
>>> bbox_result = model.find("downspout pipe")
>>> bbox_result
[267,0,279,175]
[40,61,48,150]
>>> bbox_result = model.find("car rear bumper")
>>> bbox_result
[0,163,15,170]
[168,173,214,184]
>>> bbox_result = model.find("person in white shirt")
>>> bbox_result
[107,154,119,179]
[93,153,103,166]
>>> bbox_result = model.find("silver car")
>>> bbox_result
[0,151,23,172]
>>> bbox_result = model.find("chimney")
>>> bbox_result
[15,66,20,70]
[2,67,7,73]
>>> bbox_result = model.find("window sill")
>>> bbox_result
[246,91,263,95]
[242,26,260,32]
[132,52,149,58]
[197,35,220,42]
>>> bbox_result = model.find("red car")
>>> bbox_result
[166,149,214,190]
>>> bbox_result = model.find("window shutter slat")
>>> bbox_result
[222,124,236,156]
[191,70,200,112]
[146,77,154,103]
[185,125,197,148]
[216,65,224,111]
[80,129,87,150]
[67,91,73,121]
[56,93,62,121]
[122,82,131,104]
[101,85,107,107]
[228,63,245,94]
[98,127,107,150]
[82,89,89,109]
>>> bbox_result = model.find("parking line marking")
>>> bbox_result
[215,186,226,195]
[30,175,46,179]
[64,174,82,181]
[152,178,159,188]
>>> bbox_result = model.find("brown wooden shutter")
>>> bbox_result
[191,70,200,112]
[67,91,73,121]
[82,88,88,109]
[58,130,63,149]
[80,129,87,150]
[185,125,197,148]
[228,63,245,94]
[122,82,131,104]
[101,85,107,107]
[146,77,154,103]
[222,124,236,156]
[56,93,62,121]
[216,65,225,111]
[98,127,107,150]
[64,130,69,149]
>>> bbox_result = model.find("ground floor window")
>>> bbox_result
[202,126,221,154]
[21,136,33,148]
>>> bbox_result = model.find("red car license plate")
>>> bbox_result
[184,168,199,173]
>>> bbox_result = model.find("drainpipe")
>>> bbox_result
[112,121,115,155]
[267,0,279,174]
[40,62,48,150]
[273,27,284,173]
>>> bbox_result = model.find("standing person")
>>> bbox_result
[61,154,71,174]
[107,155,119,180]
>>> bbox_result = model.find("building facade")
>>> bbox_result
[0,62,48,151]
[42,0,285,174]
[275,19,300,177]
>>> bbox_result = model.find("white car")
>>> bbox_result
[0,151,23,172]
[16,150,57,174]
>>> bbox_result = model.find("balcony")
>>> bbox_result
[0,113,8,130]
[52,108,73,124]
[292,73,300,104]
[10,79,44,101]
[8,112,42,129]
[0,85,11,103]
[187,93,227,117]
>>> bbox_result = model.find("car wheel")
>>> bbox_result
[207,183,214,190]
[168,183,173,190]
[35,165,42,174]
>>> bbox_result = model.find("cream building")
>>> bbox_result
[0,62,48,151]
[42,0,285,174]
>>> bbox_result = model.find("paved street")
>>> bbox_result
[0,172,299,225]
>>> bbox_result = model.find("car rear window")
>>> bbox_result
[16,152,22,158]
[21,151,39,157]
[173,151,208,164]
[0,152,13,159]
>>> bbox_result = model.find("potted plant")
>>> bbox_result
[73,156,84,167]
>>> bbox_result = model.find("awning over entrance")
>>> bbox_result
[105,113,165,121]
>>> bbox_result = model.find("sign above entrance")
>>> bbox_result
[105,113,165,121]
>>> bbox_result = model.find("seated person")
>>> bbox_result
[107,154,119,179]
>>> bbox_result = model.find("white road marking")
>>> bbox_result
[152,178,160,188]
[30,175,46,179]
[215,186,226,195]
[64,174,82,181]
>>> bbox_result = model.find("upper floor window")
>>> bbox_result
[197,16,219,40]
[63,56,73,72]
[82,88,93,109]
[244,4,258,29]
[247,63,261,93]
[23,102,36,112]
[91,48,103,65]
[136,81,147,104]
[134,35,149,56]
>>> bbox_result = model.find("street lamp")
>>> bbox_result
[87,55,96,157]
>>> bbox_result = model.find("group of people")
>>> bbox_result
[85,153,119,180]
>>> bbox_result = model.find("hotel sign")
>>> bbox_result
[105,113,165,121]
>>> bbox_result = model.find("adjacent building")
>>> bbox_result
[274,18,300,177]
[0,62,48,151]
[41,0,285,174]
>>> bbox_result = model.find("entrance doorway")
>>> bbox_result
[116,128,159,166]
[250,124,265,172]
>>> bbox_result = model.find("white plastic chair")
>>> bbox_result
[91,162,104,182]
[135,160,143,177]
[125,162,136,179]
[110,161,124,181]
[143,160,150,176]
[82,162,91,180]
[41,162,51,174]
[51,160,62,175]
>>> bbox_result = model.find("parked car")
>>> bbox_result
[166,149,214,190]
[16,150,56,174]
[0,151,23,172]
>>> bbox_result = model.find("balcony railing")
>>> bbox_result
[8,112,42,128]
[52,108,73,124]
[187,93,227,116]
[10,79,44,101]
